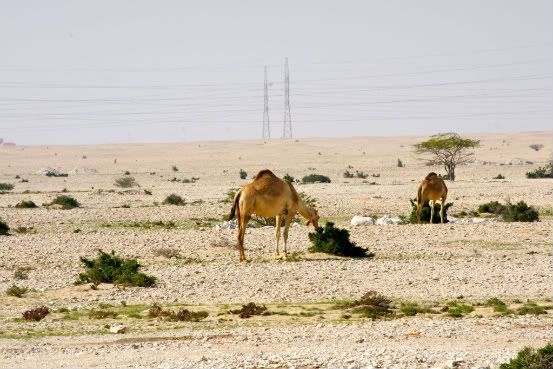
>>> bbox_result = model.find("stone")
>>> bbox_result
[351,216,375,226]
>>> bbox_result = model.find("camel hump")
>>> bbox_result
[254,169,277,180]
[425,172,438,180]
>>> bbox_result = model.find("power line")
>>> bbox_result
[262,66,270,140]
[282,57,292,139]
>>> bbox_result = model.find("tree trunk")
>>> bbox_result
[445,163,456,181]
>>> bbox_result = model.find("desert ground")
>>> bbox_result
[0,131,551,368]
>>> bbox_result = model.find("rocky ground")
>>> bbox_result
[0,131,551,368]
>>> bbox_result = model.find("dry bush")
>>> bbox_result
[114,176,138,188]
[22,306,49,321]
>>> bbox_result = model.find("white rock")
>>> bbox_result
[376,215,403,225]
[351,216,374,226]
[109,324,127,334]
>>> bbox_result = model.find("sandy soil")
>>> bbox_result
[0,131,551,368]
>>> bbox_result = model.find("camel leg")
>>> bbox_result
[238,215,250,262]
[416,200,423,224]
[274,215,282,259]
[429,200,434,224]
[282,215,294,257]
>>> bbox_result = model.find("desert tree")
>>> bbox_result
[414,133,479,181]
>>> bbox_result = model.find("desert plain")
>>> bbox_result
[0,130,551,368]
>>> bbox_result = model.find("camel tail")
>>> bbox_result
[416,184,422,205]
[228,190,242,220]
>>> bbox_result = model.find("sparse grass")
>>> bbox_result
[148,303,208,322]
[14,266,33,280]
[302,174,331,183]
[14,226,35,234]
[15,200,37,208]
[308,222,373,258]
[88,309,118,319]
[210,237,235,248]
[499,343,553,369]
[47,195,80,209]
[22,306,49,321]
[114,176,138,188]
[102,220,177,230]
[221,187,240,203]
[163,194,185,206]
[153,247,181,259]
[283,173,295,183]
[6,285,28,298]
[76,249,156,287]
[399,301,434,316]
[0,183,15,191]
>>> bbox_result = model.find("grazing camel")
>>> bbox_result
[228,169,320,262]
[416,172,448,224]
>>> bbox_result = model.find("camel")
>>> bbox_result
[416,172,448,224]
[228,169,320,262]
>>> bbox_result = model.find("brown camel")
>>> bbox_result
[228,169,320,262]
[416,172,448,224]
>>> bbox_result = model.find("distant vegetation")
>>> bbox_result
[397,158,404,167]
[529,144,543,151]
[239,169,248,179]
[6,285,28,298]
[283,173,295,183]
[47,195,80,209]
[302,174,331,184]
[526,162,553,179]
[0,183,14,192]
[148,303,208,322]
[76,250,156,287]
[308,222,373,258]
[163,193,185,206]
[15,200,38,208]
[493,174,505,179]
[114,176,139,188]
[478,200,539,222]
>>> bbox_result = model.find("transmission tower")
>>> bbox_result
[282,57,292,139]
[262,66,270,140]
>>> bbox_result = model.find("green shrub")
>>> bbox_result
[308,222,373,258]
[516,301,547,316]
[302,174,331,183]
[499,343,553,369]
[22,306,49,321]
[0,220,9,235]
[76,249,156,287]
[114,176,138,188]
[446,301,474,318]
[6,285,28,298]
[283,173,295,183]
[222,187,239,203]
[15,200,38,208]
[408,199,453,223]
[148,303,208,322]
[0,183,14,191]
[493,174,505,179]
[397,158,404,167]
[49,195,80,209]
[478,201,505,214]
[478,201,539,222]
[239,169,248,179]
[526,162,553,179]
[163,194,185,206]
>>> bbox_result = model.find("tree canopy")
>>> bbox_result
[415,133,479,181]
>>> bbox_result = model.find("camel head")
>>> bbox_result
[305,208,320,229]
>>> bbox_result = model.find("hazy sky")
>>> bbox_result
[1,0,552,145]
